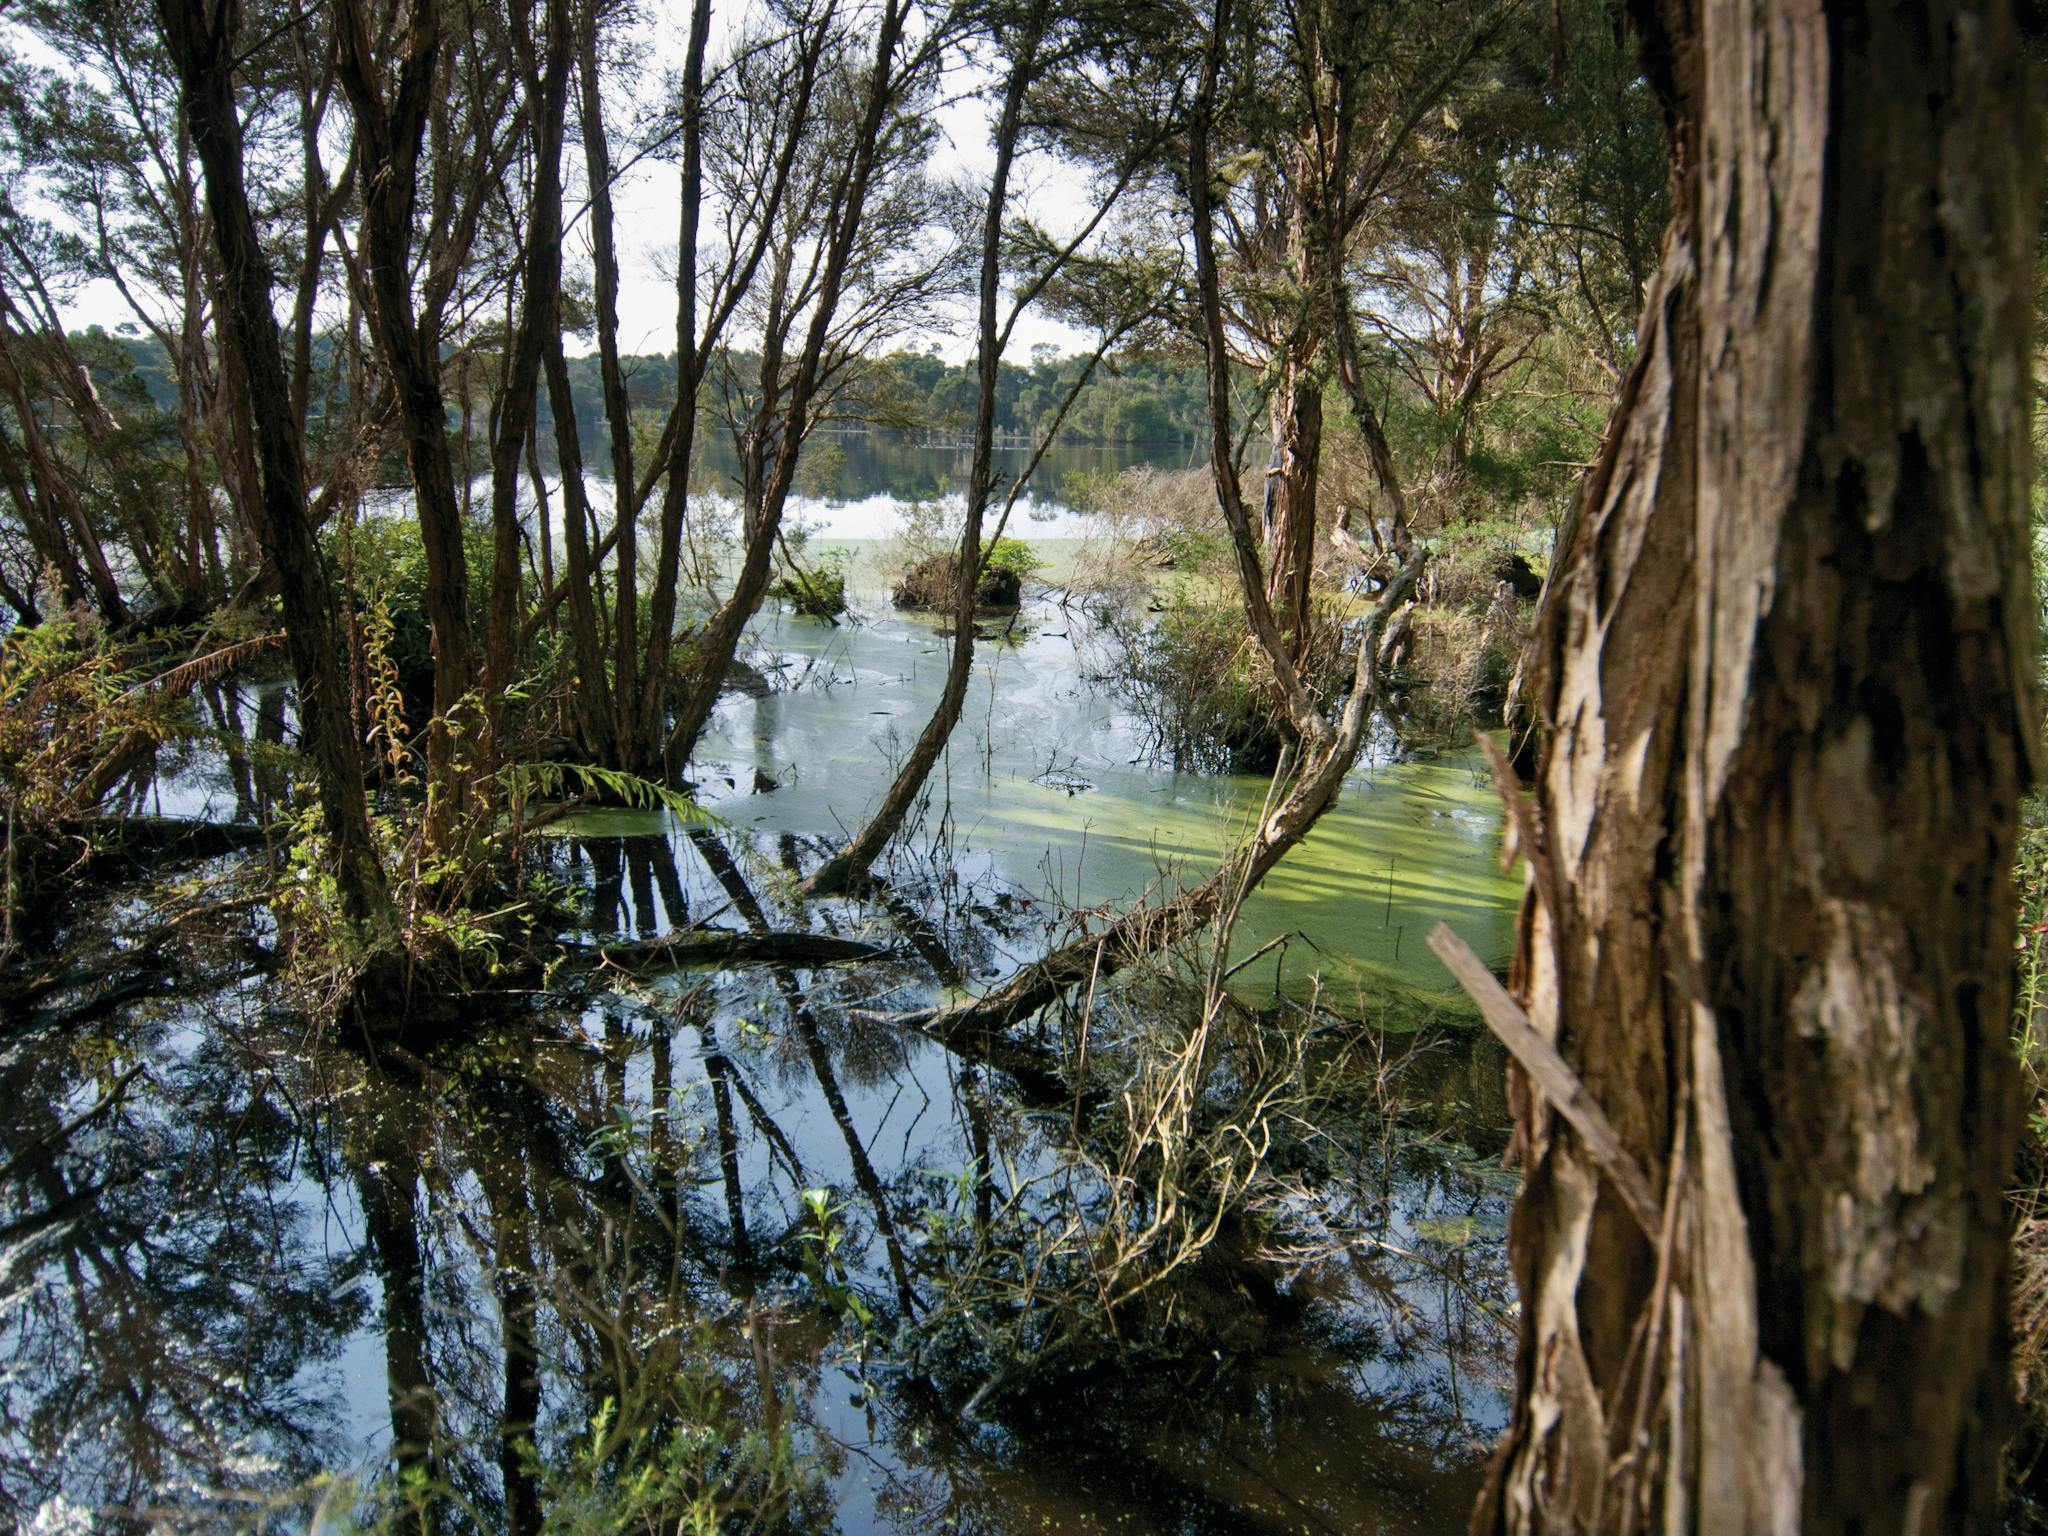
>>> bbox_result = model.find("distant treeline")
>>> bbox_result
[102,330,1205,453]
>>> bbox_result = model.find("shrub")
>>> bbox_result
[1107,588,1355,772]
[770,546,850,621]
[1068,465,1226,602]
[985,535,1044,580]
[892,536,1040,612]
[1393,588,1531,748]
[331,510,493,707]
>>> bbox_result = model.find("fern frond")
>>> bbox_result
[130,631,286,702]
[498,759,721,831]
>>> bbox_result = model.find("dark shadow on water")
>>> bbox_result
[1,806,1513,1536]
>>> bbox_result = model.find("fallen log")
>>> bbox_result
[881,545,1426,1041]
[52,816,270,858]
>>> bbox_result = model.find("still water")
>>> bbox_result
[5,446,1521,1533]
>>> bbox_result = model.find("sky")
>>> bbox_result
[38,0,1101,365]
[577,1,1104,363]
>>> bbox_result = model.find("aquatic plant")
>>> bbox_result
[768,545,850,622]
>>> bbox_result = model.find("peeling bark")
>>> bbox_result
[1470,4,2042,1531]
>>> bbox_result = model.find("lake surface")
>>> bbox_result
[701,426,1201,522]
[5,444,1523,1533]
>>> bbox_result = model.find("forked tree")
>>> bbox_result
[1463,1,2042,1530]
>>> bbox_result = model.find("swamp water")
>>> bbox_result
[5,471,1524,1533]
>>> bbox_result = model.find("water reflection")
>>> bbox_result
[1,828,1511,1534]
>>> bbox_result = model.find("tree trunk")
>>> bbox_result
[1471,3,2041,1532]
[332,0,481,848]
[156,0,390,934]
[542,325,619,761]
[483,0,573,728]
[1263,358,1321,658]
[659,0,915,772]
[0,339,130,626]
[802,5,1045,898]
[575,4,641,744]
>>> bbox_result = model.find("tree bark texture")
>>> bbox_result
[1474,3,2041,1533]
[157,0,391,932]
[1264,361,1322,659]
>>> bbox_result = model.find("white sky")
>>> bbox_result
[43,0,1100,365]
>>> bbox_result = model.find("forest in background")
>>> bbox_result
[0,0,2043,1529]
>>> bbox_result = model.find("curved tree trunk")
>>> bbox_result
[659,0,916,773]
[1469,3,2041,1531]
[801,5,1045,899]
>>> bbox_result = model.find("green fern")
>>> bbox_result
[498,759,723,832]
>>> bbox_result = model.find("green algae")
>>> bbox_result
[546,552,1519,1011]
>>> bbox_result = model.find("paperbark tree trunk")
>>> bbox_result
[1471,3,2041,1532]
[1263,360,1321,661]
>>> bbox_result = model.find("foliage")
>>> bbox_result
[0,621,145,825]
[0,618,285,938]
[1066,464,1227,611]
[769,545,850,621]
[498,758,720,830]
[867,346,1206,445]
[1107,587,1355,773]
[531,1378,811,1536]
[333,511,495,706]
[983,535,1043,580]
[890,523,1043,611]
[288,1371,811,1536]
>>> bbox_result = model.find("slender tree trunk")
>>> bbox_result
[484,0,573,723]
[632,0,712,775]
[1263,359,1321,657]
[0,341,129,626]
[526,422,554,602]
[543,327,619,760]
[659,0,914,773]
[802,5,1046,898]
[0,427,89,613]
[1470,4,2040,1531]
[333,0,481,847]
[157,0,390,934]
[575,4,640,744]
